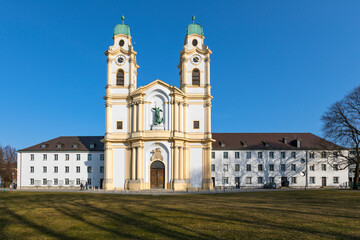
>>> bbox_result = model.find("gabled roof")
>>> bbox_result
[212,133,342,150]
[18,136,104,152]
[131,79,184,96]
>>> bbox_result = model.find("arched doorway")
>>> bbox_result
[150,161,165,189]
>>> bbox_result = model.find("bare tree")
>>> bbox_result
[321,86,360,189]
[0,145,17,186]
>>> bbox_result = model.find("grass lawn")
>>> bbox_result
[0,190,359,239]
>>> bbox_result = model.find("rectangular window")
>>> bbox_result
[235,177,240,184]
[223,164,228,171]
[333,177,339,184]
[211,164,215,172]
[76,166,80,173]
[321,164,327,171]
[65,154,69,161]
[76,154,80,161]
[30,178,34,185]
[309,152,315,159]
[269,152,274,159]
[65,166,69,173]
[291,164,296,171]
[269,164,274,171]
[246,177,252,184]
[117,121,123,130]
[321,152,327,158]
[310,177,315,184]
[43,166,47,173]
[87,178,92,185]
[258,152,263,159]
[30,154,34,161]
[43,154,47,161]
[333,152,339,158]
[310,165,315,171]
[193,121,200,129]
[333,164,338,171]
[43,178,47,185]
[76,178,80,185]
[258,164,263,171]
[246,152,251,159]
[65,178,69,185]
[87,166,92,173]
[88,154,92,161]
[100,154,104,161]
[222,177,228,184]
[269,177,275,183]
[54,166,58,173]
[54,154,58,161]
[281,152,286,159]
[235,164,240,171]
[54,178,58,185]
[246,164,251,171]
[291,177,297,184]
[30,166,34,173]
[291,152,296,158]
[258,177,263,184]
[223,152,228,159]
[90,144,95,149]
[235,152,240,159]
[211,152,215,159]
[100,166,104,173]
[280,164,285,171]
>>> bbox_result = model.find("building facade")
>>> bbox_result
[16,17,349,190]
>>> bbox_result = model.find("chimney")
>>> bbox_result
[283,137,288,144]
[297,138,301,148]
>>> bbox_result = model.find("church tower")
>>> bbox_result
[178,16,214,189]
[103,17,139,190]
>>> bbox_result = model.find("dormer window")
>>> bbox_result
[90,143,95,149]
[41,144,46,149]
[56,144,62,149]
[72,144,78,149]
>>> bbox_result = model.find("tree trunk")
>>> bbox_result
[353,161,360,189]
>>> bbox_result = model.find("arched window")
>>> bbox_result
[116,69,124,86]
[192,69,200,86]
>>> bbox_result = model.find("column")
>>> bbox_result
[174,146,179,180]
[179,146,183,180]
[138,101,144,132]
[174,101,178,132]
[137,146,143,181]
[133,103,137,132]
[105,100,112,135]
[131,147,136,180]
[182,57,188,93]
[183,102,188,133]
[179,102,183,132]
[205,57,211,96]
[104,143,113,190]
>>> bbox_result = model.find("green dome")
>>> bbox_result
[113,16,131,36]
[186,16,203,36]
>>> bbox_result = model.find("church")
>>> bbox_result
[16,17,349,191]
[103,16,213,191]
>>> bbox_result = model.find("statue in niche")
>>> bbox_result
[151,148,163,161]
[152,104,163,125]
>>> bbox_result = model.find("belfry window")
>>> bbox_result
[192,69,200,86]
[116,69,124,86]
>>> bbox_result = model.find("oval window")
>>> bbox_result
[192,39,198,46]
[119,39,125,47]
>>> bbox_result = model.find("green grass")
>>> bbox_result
[0,190,359,239]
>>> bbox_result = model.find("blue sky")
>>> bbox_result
[1,0,360,149]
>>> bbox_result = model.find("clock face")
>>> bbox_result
[115,55,126,66]
[191,54,202,65]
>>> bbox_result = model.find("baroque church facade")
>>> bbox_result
[103,16,213,190]
[16,18,349,190]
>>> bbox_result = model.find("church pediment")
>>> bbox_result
[131,79,185,96]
